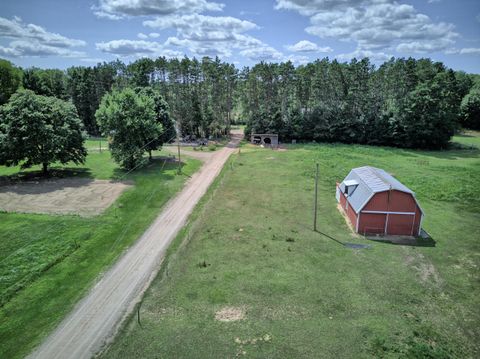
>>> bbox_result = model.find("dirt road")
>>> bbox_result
[28,131,243,359]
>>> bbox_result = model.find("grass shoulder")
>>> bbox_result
[102,142,479,358]
[0,150,202,359]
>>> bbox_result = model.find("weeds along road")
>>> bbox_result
[28,130,243,359]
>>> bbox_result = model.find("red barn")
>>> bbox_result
[336,166,424,236]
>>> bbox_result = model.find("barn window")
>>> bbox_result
[344,180,359,196]
[263,137,271,144]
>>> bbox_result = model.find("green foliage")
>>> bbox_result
[242,57,466,149]
[402,81,456,148]
[136,86,176,155]
[0,59,22,105]
[22,68,68,100]
[0,90,87,174]
[0,151,201,359]
[66,62,118,135]
[460,88,480,130]
[11,55,475,149]
[96,87,163,169]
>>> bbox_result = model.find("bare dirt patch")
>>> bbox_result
[403,250,442,286]
[215,306,246,322]
[0,178,132,217]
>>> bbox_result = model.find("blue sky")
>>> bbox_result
[0,0,479,73]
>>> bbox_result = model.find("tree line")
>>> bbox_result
[0,56,479,172]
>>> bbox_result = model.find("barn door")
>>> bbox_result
[386,214,415,235]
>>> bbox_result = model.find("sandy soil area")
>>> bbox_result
[0,178,132,216]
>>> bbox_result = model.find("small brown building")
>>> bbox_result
[251,134,279,147]
[336,166,424,236]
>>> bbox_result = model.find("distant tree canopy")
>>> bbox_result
[1,55,477,150]
[242,58,462,149]
[96,87,163,169]
[0,90,87,174]
[0,59,22,105]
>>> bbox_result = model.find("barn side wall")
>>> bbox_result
[337,185,358,231]
[345,203,358,230]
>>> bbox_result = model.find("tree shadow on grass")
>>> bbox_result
[111,157,186,181]
[0,167,94,185]
[418,149,479,160]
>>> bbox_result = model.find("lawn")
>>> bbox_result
[103,135,479,358]
[0,150,201,359]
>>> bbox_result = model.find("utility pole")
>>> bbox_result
[176,125,181,174]
[314,163,319,231]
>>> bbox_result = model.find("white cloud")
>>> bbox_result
[286,40,332,53]
[80,57,106,63]
[96,39,183,58]
[144,14,257,40]
[460,48,480,55]
[284,54,310,64]
[93,10,123,20]
[0,46,20,57]
[96,39,160,55]
[137,32,160,39]
[93,0,224,19]
[336,48,392,62]
[94,2,282,62]
[240,46,283,61]
[0,16,86,57]
[275,0,458,55]
[145,13,278,59]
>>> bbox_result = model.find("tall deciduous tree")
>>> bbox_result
[96,88,163,169]
[0,59,22,105]
[0,90,87,174]
[67,62,118,135]
[22,68,68,99]
[460,88,480,130]
[136,87,175,158]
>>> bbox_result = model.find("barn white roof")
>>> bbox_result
[339,166,420,214]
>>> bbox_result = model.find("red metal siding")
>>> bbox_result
[363,190,416,212]
[338,185,422,236]
[346,203,358,230]
[339,191,347,208]
[360,190,421,236]
[386,214,414,235]
[358,213,386,234]
[412,205,422,235]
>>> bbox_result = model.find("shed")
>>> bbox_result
[336,166,424,236]
[251,134,279,147]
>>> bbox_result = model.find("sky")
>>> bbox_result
[0,0,479,73]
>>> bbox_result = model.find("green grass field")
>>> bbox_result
[103,134,480,358]
[0,150,201,359]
